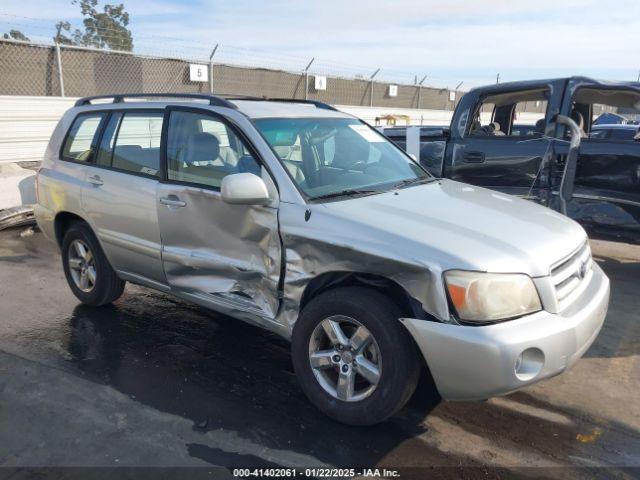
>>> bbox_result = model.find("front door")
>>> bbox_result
[445,81,564,203]
[559,80,640,239]
[156,107,282,319]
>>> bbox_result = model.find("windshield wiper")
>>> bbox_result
[311,188,379,201]
[390,176,435,189]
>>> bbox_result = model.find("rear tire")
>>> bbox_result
[61,222,125,306]
[292,286,420,426]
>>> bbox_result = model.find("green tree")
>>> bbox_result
[53,22,75,45]
[3,30,30,41]
[54,0,133,51]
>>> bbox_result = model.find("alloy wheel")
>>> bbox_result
[68,239,96,293]
[308,315,382,402]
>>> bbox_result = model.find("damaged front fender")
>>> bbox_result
[275,202,452,335]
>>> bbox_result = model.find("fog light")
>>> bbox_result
[515,347,544,381]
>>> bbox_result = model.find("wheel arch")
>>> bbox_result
[299,271,431,321]
[54,211,88,247]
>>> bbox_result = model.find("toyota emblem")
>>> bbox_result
[578,261,588,279]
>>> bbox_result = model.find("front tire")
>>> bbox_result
[61,222,125,306]
[292,286,420,425]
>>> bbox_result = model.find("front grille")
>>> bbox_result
[550,241,593,307]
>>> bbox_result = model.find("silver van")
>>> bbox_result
[35,94,610,425]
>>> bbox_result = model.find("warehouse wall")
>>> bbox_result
[0,96,76,164]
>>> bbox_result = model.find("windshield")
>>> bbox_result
[253,117,431,200]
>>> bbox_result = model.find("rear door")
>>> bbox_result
[559,80,640,239]
[82,109,166,286]
[156,106,282,319]
[444,81,564,201]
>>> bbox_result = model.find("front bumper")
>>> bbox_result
[401,262,610,401]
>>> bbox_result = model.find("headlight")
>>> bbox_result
[444,270,542,323]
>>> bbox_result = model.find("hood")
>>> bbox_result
[319,179,586,277]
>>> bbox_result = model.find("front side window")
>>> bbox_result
[254,118,431,200]
[468,88,549,138]
[166,111,261,189]
[61,113,105,162]
[510,100,548,137]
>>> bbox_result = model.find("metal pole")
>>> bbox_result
[496,73,500,84]
[304,57,315,100]
[55,43,65,97]
[370,68,380,107]
[417,74,427,109]
[453,81,464,108]
[209,44,218,93]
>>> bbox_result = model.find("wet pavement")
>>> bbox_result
[0,227,639,478]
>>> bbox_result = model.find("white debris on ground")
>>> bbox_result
[0,163,36,210]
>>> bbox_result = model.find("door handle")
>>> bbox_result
[87,175,103,186]
[463,151,485,163]
[159,196,187,208]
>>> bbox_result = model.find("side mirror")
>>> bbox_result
[221,173,270,205]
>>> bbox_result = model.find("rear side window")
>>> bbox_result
[572,87,640,140]
[61,113,105,162]
[96,111,163,177]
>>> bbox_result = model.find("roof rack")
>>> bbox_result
[74,93,338,112]
[74,93,237,109]
[224,96,338,111]
[269,98,338,111]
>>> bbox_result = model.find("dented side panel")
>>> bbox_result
[156,182,282,320]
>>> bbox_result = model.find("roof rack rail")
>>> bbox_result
[268,98,338,111]
[74,93,238,109]
[224,96,338,111]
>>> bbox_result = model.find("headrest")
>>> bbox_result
[186,132,220,164]
[570,111,584,129]
[332,131,369,169]
[237,155,261,176]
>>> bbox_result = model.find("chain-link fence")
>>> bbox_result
[0,37,464,110]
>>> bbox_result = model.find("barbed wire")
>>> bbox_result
[0,12,482,89]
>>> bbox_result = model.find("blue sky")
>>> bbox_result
[1,0,638,88]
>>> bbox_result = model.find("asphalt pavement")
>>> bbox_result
[0,227,638,479]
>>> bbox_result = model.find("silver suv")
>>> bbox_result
[35,94,610,425]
